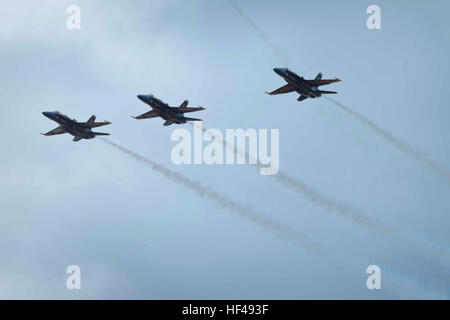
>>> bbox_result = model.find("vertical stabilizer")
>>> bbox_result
[179,100,189,108]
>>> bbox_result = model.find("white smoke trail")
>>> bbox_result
[325,97,450,183]
[100,139,449,298]
[272,171,387,231]
[99,138,322,253]
[193,123,385,232]
[193,123,450,271]
[229,0,291,65]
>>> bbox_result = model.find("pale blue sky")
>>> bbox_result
[0,0,449,299]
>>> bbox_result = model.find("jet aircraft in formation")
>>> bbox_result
[266,68,341,102]
[41,68,341,141]
[41,111,111,142]
[133,94,206,126]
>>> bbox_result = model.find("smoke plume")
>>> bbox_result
[194,123,385,232]
[229,0,291,65]
[100,138,322,253]
[195,124,450,270]
[325,97,450,183]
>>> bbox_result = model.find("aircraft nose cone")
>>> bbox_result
[273,68,285,76]
[43,111,59,120]
[137,94,150,103]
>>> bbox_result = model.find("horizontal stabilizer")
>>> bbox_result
[318,90,337,94]
[184,117,202,122]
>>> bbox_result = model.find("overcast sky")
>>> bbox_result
[0,0,449,299]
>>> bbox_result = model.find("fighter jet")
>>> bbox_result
[41,111,111,142]
[133,95,205,126]
[266,68,341,102]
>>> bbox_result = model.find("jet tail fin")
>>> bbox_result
[179,99,189,108]
[87,115,96,124]
[84,114,111,128]
[314,72,323,81]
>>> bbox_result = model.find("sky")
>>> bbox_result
[0,0,449,299]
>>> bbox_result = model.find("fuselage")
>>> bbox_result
[273,68,321,98]
[42,111,95,139]
[137,95,188,124]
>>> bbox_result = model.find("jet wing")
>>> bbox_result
[305,78,341,86]
[265,84,295,95]
[132,110,159,120]
[172,107,205,113]
[84,121,111,128]
[41,126,66,136]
